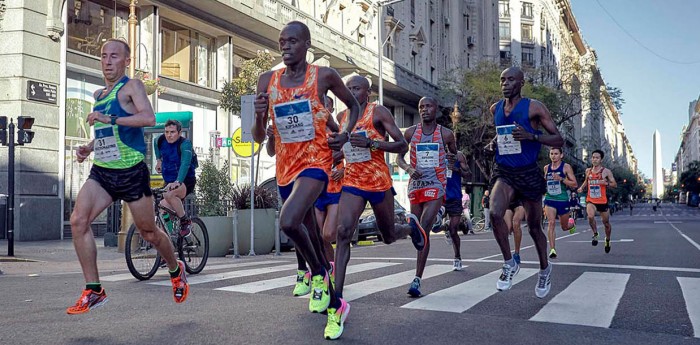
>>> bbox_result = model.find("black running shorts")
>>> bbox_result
[444,198,463,217]
[89,161,152,202]
[490,163,547,202]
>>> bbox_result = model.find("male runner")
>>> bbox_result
[333,75,420,318]
[155,119,197,237]
[543,147,578,258]
[397,97,458,297]
[252,21,359,340]
[67,39,188,314]
[444,151,470,271]
[577,149,617,253]
[504,201,525,264]
[488,66,563,298]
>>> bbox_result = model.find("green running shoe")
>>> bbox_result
[293,270,311,297]
[324,298,350,340]
[329,261,336,291]
[309,272,330,313]
[605,238,611,253]
[592,233,599,246]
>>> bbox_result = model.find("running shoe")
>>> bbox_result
[513,252,521,265]
[535,263,552,298]
[324,298,350,340]
[592,233,599,246]
[605,238,611,253]
[309,271,331,313]
[406,214,427,251]
[496,262,520,291]
[549,248,557,259]
[66,288,108,315]
[329,262,336,290]
[293,270,311,296]
[170,260,189,303]
[452,259,463,271]
[444,231,452,246]
[431,206,445,233]
[567,218,576,234]
[407,277,422,297]
[179,219,192,237]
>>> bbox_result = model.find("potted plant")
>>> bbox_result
[230,184,279,255]
[134,70,166,96]
[196,150,234,256]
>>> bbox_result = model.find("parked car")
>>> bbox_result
[355,200,408,242]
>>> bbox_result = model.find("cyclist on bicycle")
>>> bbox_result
[155,119,197,237]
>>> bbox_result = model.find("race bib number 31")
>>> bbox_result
[416,143,439,168]
[496,125,522,155]
[94,126,121,162]
[343,131,371,163]
[273,99,314,143]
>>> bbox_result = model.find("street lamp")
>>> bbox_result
[377,0,407,106]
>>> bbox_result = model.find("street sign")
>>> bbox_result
[240,95,255,142]
[26,80,58,104]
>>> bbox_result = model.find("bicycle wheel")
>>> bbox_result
[472,218,486,232]
[125,224,161,281]
[179,217,209,274]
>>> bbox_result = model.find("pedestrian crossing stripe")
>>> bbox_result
[677,277,700,338]
[343,264,453,301]
[149,263,300,286]
[101,260,288,282]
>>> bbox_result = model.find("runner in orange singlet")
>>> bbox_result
[333,76,419,305]
[251,21,360,340]
[578,149,617,253]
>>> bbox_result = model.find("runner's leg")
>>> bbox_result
[320,204,339,263]
[334,192,367,296]
[522,198,549,270]
[415,199,442,278]
[448,214,461,259]
[545,206,557,252]
[128,195,179,269]
[587,203,598,235]
[488,179,516,261]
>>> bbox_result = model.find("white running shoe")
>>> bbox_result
[496,262,520,291]
[452,259,463,271]
[535,263,552,298]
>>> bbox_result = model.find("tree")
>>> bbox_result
[680,160,700,193]
[605,84,625,113]
[219,50,274,113]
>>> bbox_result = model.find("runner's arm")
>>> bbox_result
[530,100,564,147]
[372,105,408,154]
[265,126,275,157]
[563,164,578,189]
[457,152,471,179]
[323,68,360,133]
[577,168,590,193]
[115,79,156,127]
[605,169,618,188]
[396,127,419,178]
[175,139,193,183]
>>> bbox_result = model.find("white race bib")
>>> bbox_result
[94,126,121,162]
[342,130,371,163]
[273,99,314,143]
[589,185,602,199]
[496,125,522,155]
[547,180,562,195]
[416,143,439,168]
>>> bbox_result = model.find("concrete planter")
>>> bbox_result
[199,216,233,257]
[234,208,277,255]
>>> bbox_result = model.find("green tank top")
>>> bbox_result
[544,163,569,201]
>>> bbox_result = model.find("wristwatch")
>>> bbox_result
[533,133,540,142]
[110,115,118,126]
[370,139,380,151]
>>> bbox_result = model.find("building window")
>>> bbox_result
[499,21,511,40]
[411,0,416,23]
[160,21,214,88]
[67,0,130,57]
[522,47,534,66]
[357,32,365,45]
[521,2,533,19]
[410,51,417,73]
[385,35,395,60]
[521,23,533,43]
[499,1,510,17]
[500,49,511,66]
[464,14,470,31]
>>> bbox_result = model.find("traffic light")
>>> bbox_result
[0,116,7,146]
[16,116,34,145]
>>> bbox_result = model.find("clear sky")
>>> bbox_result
[570,0,700,177]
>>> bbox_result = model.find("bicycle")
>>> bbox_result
[470,210,488,233]
[125,187,210,280]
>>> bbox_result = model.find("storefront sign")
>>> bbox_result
[231,127,260,157]
[26,80,57,104]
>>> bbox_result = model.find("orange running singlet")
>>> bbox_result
[267,65,332,187]
[339,103,393,192]
[586,166,608,204]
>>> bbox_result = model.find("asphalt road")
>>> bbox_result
[1,202,699,345]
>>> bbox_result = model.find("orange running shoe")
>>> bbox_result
[170,260,189,303]
[66,288,108,315]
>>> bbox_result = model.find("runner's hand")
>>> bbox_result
[408,167,422,179]
[327,132,348,150]
[511,123,532,141]
[155,160,162,173]
[446,152,456,167]
[266,126,275,139]
[254,92,269,116]
[331,167,344,181]
[86,111,108,126]
[165,182,181,191]
[332,150,344,165]
[349,133,370,148]
[76,145,92,163]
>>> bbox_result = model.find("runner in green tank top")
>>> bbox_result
[542,147,578,259]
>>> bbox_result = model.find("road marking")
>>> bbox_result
[475,231,580,261]
[343,265,453,301]
[216,262,400,293]
[101,260,286,282]
[149,264,299,286]
[460,239,496,242]
[530,272,629,328]
[568,239,634,243]
[654,221,683,224]
[401,268,538,313]
[663,214,700,253]
[351,257,700,273]
[677,277,700,338]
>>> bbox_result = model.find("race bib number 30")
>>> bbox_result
[273,99,314,143]
[496,125,522,155]
[343,130,371,163]
[416,143,439,168]
[94,126,121,162]
[589,185,602,199]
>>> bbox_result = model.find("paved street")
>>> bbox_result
[1,203,700,345]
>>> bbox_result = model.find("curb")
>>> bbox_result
[0,257,40,263]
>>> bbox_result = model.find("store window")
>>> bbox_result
[67,0,129,57]
[161,21,214,88]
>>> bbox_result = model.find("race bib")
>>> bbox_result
[496,125,522,155]
[416,143,439,168]
[342,130,371,163]
[547,180,562,195]
[94,126,121,162]
[589,185,602,199]
[273,99,314,143]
